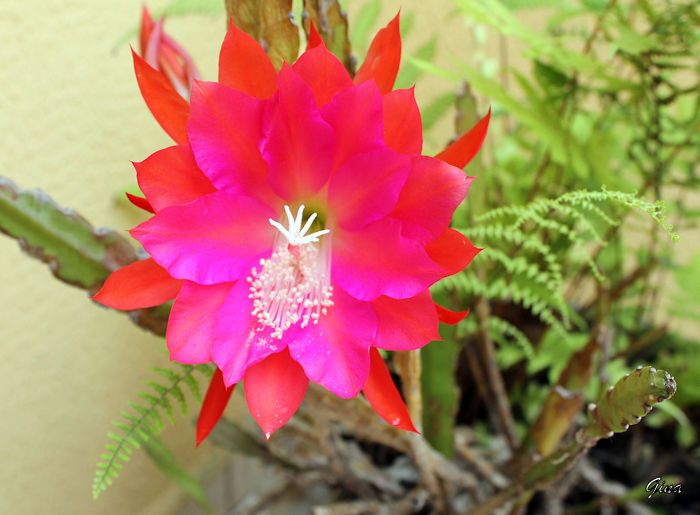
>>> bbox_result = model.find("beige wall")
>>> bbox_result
[1,1,224,513]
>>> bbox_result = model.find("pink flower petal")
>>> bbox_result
[260,65,335,202]
[426,228,482,277]
[293,45,352,107]
[353,13,401,94]
[244,348,309,439]
[328,147,409,231]
[135,144,215,212]
[166,281,235,364]
[130,191,275,285]
[287,286,376,398]
[187,81,275,204]
[332,217,445,301]
[320,80,384,170]
[92,258,182,310]
[391,155,472,243]
[363,348,417,432]
[383,87,422,154]
[218,19,277,99]
[372,290,440,351]
[212,281,292,387]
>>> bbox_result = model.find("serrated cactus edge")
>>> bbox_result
[585,366,677,438]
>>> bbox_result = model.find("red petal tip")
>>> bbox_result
[354,12,402,94]
[125,192,155,213]
[363,348,418,433]
[307,21,324,50]
[435,304,470,325]
[196,369,235,446]
[435,107,491,169]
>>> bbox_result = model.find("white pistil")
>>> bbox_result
[268,205,329,245]
[247,205,333,339]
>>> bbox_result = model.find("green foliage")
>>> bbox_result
[418,0,697,479]
[670,251,700,321]
[421,323,461,457]
[92,363,213,500]
[0,177,137,293]
[139,433,212,512]
[438,189,676,351]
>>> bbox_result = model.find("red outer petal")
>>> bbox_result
[196,368,235,446]
[218,19,277,99]
[139,6,155,56]
[382,87,422,154]
[293,45,353,107]
[425,228,482,277]
[132,49,190,144]
[125,192,155,214]
[306,21,323,50]
[243,349,309,439]
[391,156,471,244]
[435,304,469,325]
[362,348,418,432]
[435,108,491,169]
[92,258,183,310]
[373,291,440,351]
[353,13,401,94]
[135,144,215,212]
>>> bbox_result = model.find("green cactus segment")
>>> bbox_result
[421,325,460,458]
[224,0,300,69]
[586,366,677,438]
[302,0,353,74]
[0,177,137,293]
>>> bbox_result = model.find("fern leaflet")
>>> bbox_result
[92,363,213,499]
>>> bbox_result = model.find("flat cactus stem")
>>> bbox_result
[0,176,137,292]
[0,177,169,337]
[586,366,677,438]
[302,0,354,74]
[421,324,460,457]
[473,366,677,514]
[224,0,300,69]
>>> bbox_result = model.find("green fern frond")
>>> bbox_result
[475,189,678,241]
[437,189,677,367]
[462,225,564,289]
[92,363,213,499]
[489,316,535,360]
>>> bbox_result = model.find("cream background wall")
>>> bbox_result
[1,1,229,513]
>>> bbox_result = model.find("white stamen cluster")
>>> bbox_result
[247,205,333,339]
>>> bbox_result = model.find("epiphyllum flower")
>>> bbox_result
[96,14,489,442]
